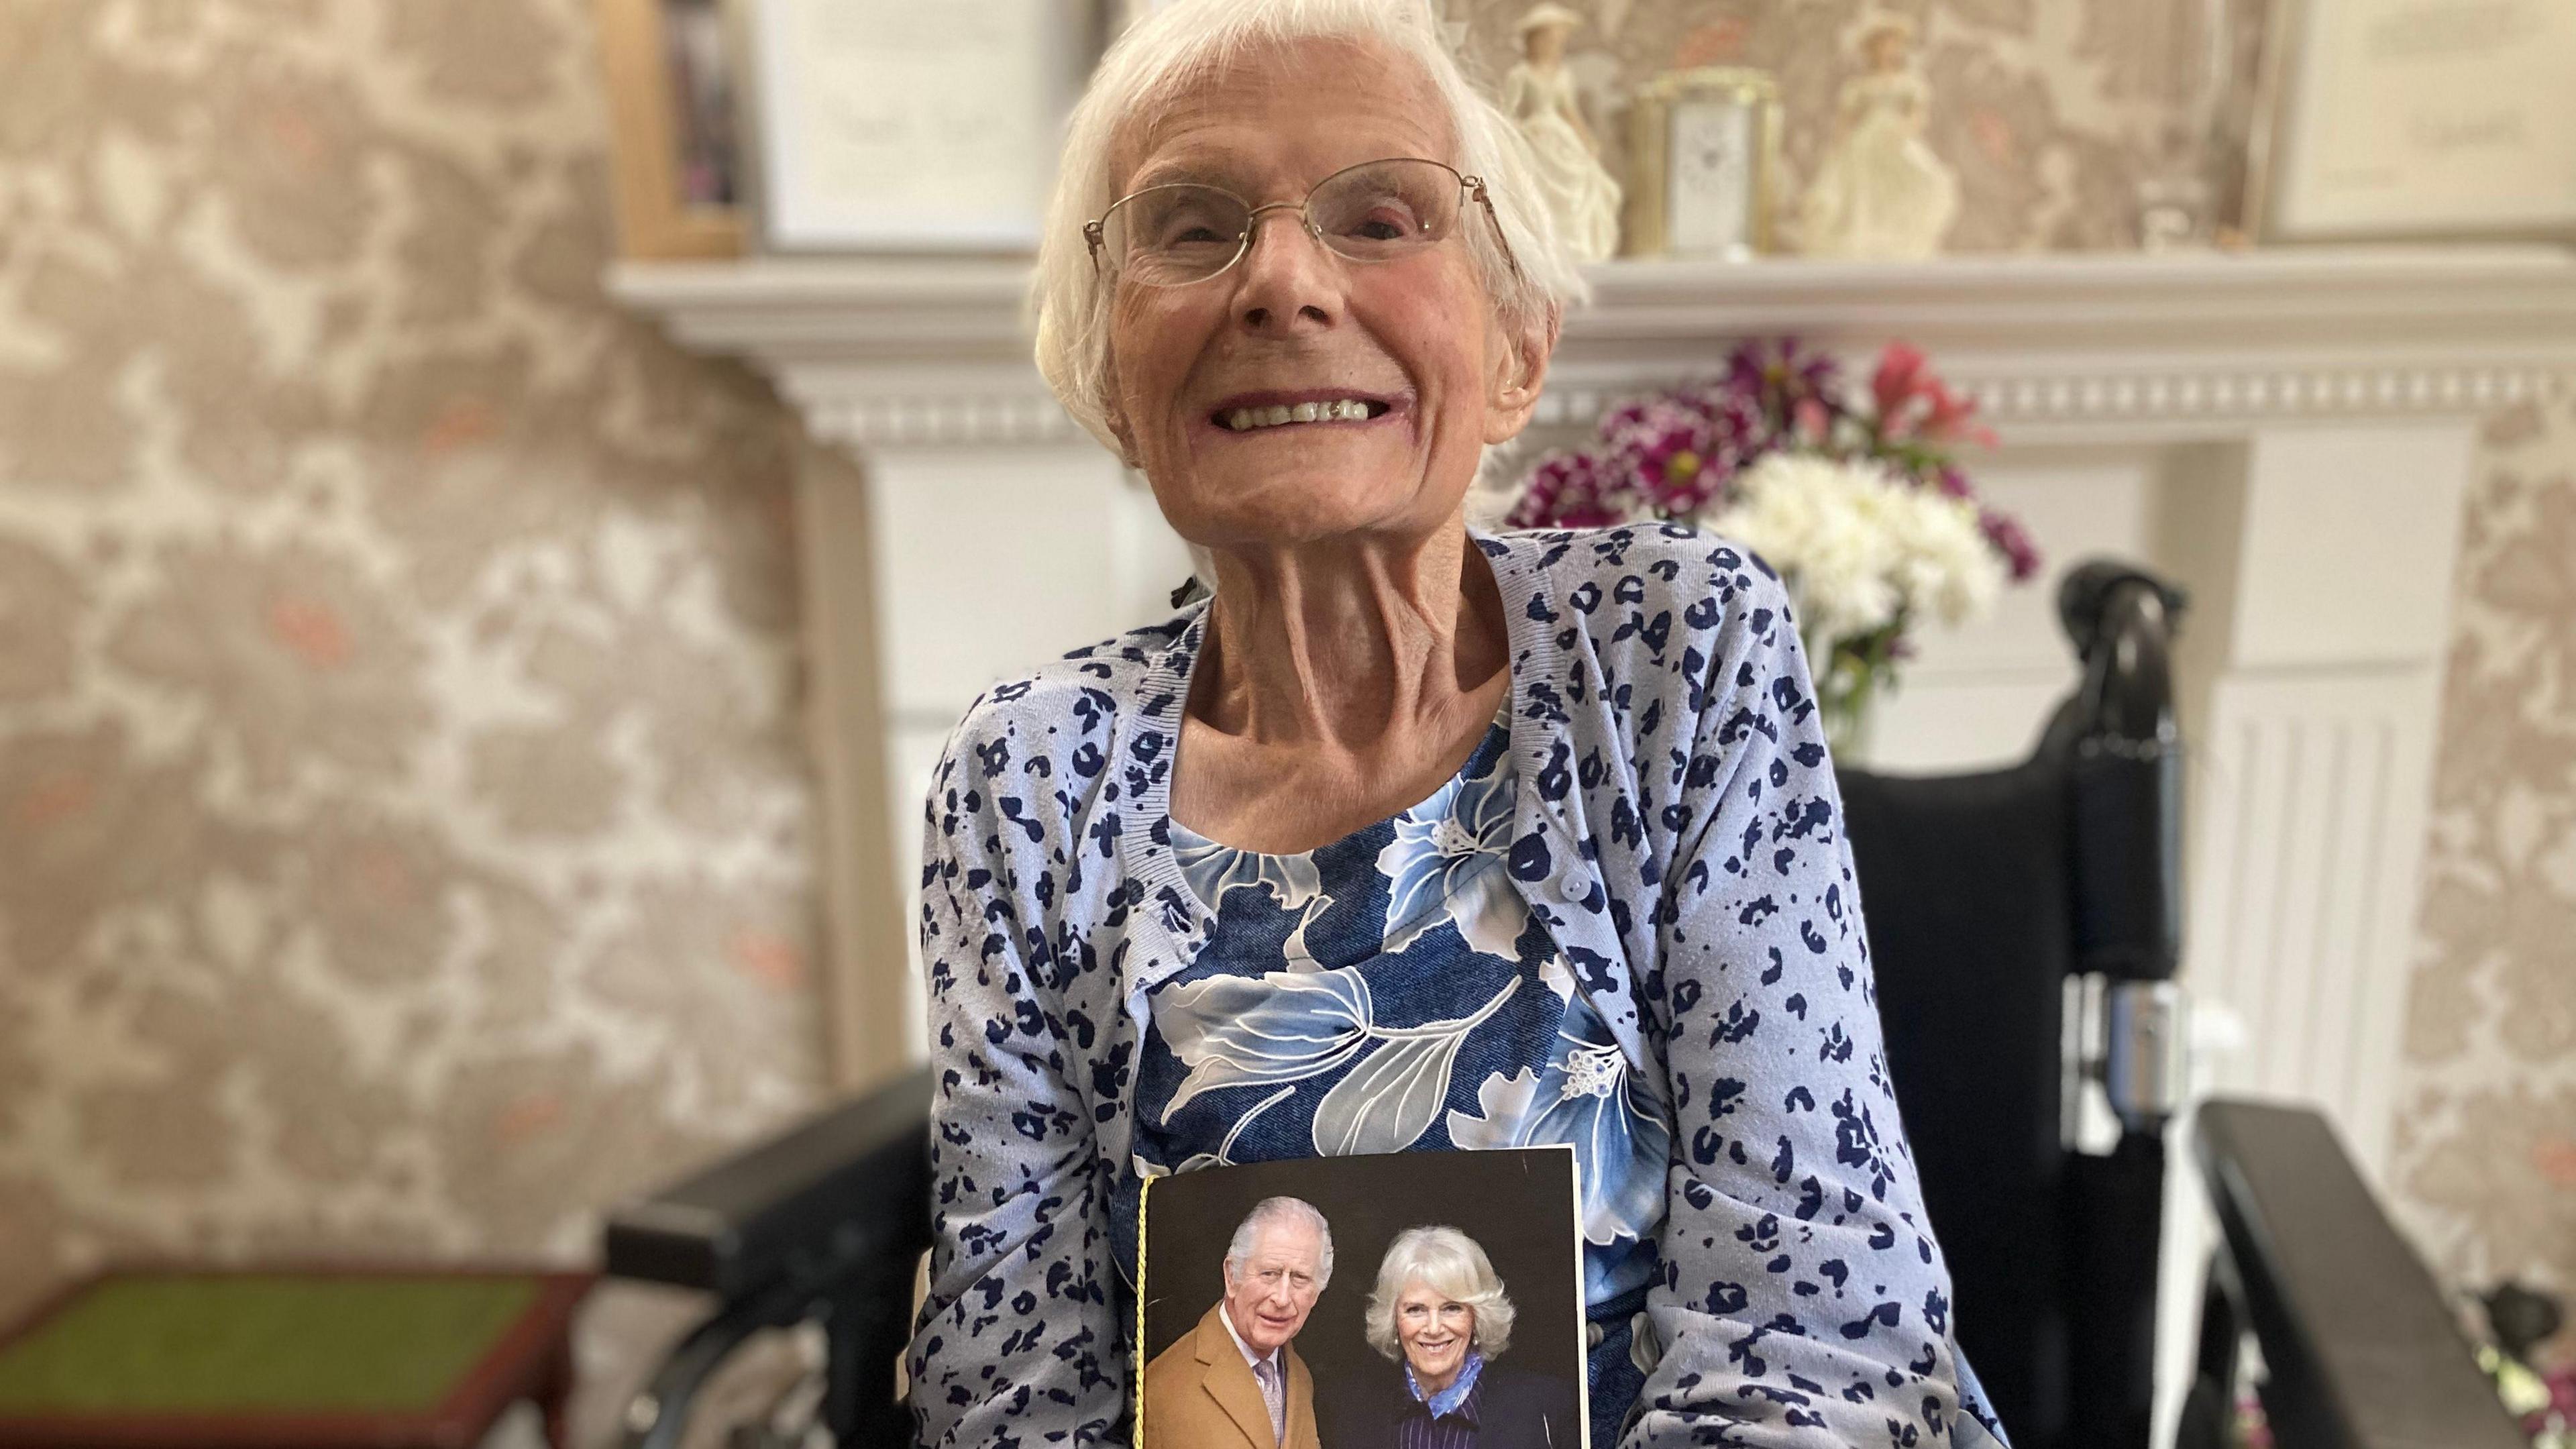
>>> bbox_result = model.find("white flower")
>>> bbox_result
[1157,964,1521,1157]
[1699,453,2003,659]
[1444,991,1670,1249]
[1375,752,1517,954]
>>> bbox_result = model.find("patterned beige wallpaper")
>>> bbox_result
[0,0,824,1333]
[2393,386,2576,1297]
[0,0,2565,1412]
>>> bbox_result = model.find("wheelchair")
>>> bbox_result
[601,561,2526,1449]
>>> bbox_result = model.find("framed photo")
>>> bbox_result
[2247,0,2576,241]
[1623,67,1782,260]
[739,0,1100,252]
[1136,1149,1588,1449]
[591,0,749,260]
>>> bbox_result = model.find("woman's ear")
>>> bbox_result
[1105,407,1140,468]
[1100,354,1142,466]
[1483,304,1560,445]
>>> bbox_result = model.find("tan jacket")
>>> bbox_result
[1140,1302,1322,1449]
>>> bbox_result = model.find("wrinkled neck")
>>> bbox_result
[1192,524,1506,757]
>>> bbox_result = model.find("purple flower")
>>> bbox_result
[1600,398,1727,515]
[1726,335,1839,401]
[1503,335,2039,592]
[1507,449,1627,529]
[1725,336,1844,440]
[1980,508,2043,582]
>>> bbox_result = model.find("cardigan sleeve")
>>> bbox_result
[1626,572,1998,1447]
[904,722,1127,1448]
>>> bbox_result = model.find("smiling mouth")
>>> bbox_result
[1211,398,1395,432]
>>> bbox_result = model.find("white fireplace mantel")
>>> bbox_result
[619,245,2576,446]
[616,244,2576,1440]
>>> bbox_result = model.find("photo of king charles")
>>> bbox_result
[1142,1195,1332,1449]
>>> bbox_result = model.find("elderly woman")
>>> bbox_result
[903,1,2007,1445]
[1329,1226,1574,1449]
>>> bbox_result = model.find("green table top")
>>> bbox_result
[0,1275,541,1416]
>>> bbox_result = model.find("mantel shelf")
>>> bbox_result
[615,243,2576,445]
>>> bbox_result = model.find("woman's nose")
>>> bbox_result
[1230,208,1340,335]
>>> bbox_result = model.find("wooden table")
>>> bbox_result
[0,1266,595,1448]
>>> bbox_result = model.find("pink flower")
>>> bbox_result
[1919,379,1999,448]
[1870,341,1999,449]
[1793,396,1831,446]
[1872,341,1928,421]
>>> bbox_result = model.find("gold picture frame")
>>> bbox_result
[1623,66,1784,260]
[592,0,747,260]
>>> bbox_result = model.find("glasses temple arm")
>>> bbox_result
[1464,177,1525,282]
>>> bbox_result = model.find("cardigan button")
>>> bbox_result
[1587,1320,1605,1348]
[1558,875,1589,903]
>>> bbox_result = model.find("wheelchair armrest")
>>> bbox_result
[605,1067,933,1301]
[2194,1098,2524,1449]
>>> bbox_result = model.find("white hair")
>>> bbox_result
[1224,1195,1336,1291]
[1364,1224,1516,1361]
[1031,0,1589,464]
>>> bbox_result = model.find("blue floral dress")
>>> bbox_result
[909,527,2008,1449]
[1117,704,1672,1440]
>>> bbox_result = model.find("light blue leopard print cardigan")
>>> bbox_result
[906,523,2006,1448]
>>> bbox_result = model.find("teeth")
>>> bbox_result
[1224,399,1376,431]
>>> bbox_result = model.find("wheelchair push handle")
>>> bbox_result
[2059,561,2188,750]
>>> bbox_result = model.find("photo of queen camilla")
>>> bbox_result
[1329,1226,1577,1449]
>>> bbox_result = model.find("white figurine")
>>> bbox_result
[1503,3,1622,263]
[1800,13,1959,260]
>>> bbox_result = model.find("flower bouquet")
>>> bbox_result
[1503,337,2040,749]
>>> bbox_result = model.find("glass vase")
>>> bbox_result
[1823,682,1877,765]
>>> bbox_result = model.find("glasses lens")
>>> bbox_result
[1309,160,1459,263]
[1104,184,1249,284]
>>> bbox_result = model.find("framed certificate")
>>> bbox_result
[2250,0,2576,241]
[741,0,1099,252]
